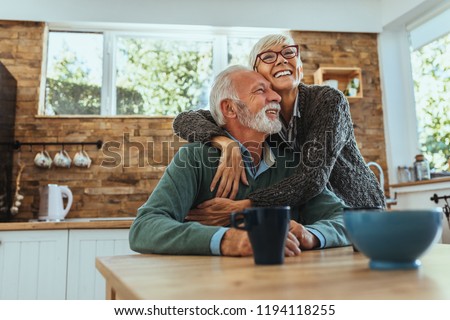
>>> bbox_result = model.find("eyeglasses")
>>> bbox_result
[253,45,299,70]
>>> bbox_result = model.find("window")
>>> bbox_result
[43,25,276,116]
[115,35,213,116]
[45,31,103,115]
[409,8,450,171]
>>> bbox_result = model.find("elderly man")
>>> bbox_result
[129,65,350,257]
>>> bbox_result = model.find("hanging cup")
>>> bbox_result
[53,149,72,168]
[34,150,52,169]
[73,149,92,168]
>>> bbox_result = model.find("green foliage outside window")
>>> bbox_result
[45,33,213,116]
[115,37,212,116]
[411,32,450,171]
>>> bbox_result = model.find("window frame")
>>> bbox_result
[41,22,282,117]
[407,6,450,171]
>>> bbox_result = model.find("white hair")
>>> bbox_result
[209,65,252,126]
[249,33,302,70]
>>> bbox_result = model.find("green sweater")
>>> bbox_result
[129,142,350,255]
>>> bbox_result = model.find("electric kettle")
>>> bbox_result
[38,184,73,221]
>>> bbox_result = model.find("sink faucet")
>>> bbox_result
[367,161,384,189]
[367,162,398,206]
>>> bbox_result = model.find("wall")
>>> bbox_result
[0,20,388,221]
[292,31,387,194]
[381,0,438,26]
[0,21,177,220]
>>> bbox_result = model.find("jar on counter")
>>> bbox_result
[397,166,412,183]
[408,166,416,181]
[414,154,431,181]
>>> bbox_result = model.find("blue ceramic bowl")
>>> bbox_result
[344,209,442,270]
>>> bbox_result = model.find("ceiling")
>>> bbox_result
[0,0,447,33]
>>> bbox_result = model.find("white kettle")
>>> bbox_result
[38,184,73,221]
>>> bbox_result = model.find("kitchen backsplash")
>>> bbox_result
[0,20,388,220]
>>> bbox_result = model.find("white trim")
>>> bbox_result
[47,22,284,38]
[38,24,49,115]
[408,5,450,50]
[213,35,228,78]
[378,29,420,185]
[406,1,450,31]
[101,32,115,116]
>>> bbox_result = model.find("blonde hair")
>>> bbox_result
[249,34,302,70]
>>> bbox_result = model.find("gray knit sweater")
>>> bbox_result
[172,83,386,208]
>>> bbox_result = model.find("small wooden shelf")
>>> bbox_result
[313,67,363,101]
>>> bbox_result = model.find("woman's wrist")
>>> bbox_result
[236,199,252,211]
[211,136,237,151]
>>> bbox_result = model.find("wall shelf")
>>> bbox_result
[313,67,363,101]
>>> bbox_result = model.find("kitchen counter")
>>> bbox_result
[0,218,134,231]
[390,176,450,188]
[389,179,450,243]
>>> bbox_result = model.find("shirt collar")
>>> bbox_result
[280,94,300,128]
[224,130,275,178]
[293,93,301,117]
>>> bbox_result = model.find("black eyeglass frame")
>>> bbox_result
[253,45,299,70]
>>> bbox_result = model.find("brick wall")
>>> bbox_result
[0,21,388,221]
[291,31,388,195]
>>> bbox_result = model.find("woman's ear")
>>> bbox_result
[220,100,237,120]
[298,65,304,80]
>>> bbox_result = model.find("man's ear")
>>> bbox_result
[220,99,237,120]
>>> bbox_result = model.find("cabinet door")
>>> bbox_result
[391,183,450,244]
[0,230,68,299]
[66,229,135,300]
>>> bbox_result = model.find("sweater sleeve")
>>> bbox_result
[300,188,351,248]
[172,109,228,143]
[129,145,222,255]
[248,88,353,207]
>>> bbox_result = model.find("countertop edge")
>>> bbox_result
[390,177,450,188]
[0,220,133,231]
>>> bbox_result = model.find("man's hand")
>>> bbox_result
[186,198,251,226]
[220,229,301,257]
[220,229,253,256]
[285,232,301,256]
[289,220,320,250]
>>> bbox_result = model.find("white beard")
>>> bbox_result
[236,102,282,134]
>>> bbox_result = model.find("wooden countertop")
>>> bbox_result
[0,219,133,231]
[390,176,450,188]
[96,244,450,300]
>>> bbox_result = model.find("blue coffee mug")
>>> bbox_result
[231,206,290,265]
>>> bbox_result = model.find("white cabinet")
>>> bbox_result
[0,228,134,300]
[390,179,450,244]
[66,229,135,300]
[0,230,68,299]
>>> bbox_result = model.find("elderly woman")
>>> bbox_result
[172,33,385,221]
